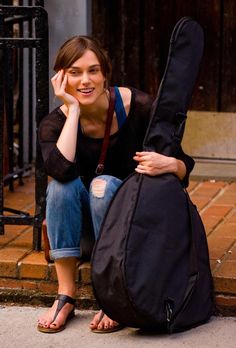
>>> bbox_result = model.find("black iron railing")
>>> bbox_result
[0,0,48,250]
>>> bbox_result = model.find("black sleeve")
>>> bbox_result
[131,88,194,187]
[38,112,79,182]
[176,146,195,187]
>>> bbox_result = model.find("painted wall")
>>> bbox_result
[44,0,91,109]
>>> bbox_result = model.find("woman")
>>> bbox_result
[37,36,194,333]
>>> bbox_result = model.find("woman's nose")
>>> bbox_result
[81,72,89,83]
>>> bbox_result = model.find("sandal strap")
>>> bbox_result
[52,294,76,323]
[98,310,105,323]
[57,294,76,305]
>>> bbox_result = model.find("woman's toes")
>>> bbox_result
[97,322,104,330]
[37,319,45,326]
[97,316,112,330]
[50,322,58,329]
[90,311,102,329]
[89,320,96,328]
[90,311,120,332]
[38,320,44,326]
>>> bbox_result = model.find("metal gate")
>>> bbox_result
[0,0,48,250]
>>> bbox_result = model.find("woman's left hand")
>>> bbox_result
[133,151,186,179]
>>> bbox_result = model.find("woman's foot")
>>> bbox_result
[90,310,124,333]
[37,294,75,333]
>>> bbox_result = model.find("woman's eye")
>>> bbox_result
[68,70,80,76]
[89,68,100,74]
[67,67,100,76]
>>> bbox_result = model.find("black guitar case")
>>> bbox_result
[91,17,213,333]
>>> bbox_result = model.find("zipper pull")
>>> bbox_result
[166,301,173,323]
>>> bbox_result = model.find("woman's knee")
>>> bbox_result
[90,175,122,199]
[47,177,84,204]
[90,177,107,198]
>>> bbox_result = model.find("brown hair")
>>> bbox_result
[53,36,112,82]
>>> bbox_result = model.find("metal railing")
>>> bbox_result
[0,0,48,250]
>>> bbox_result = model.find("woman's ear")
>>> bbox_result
[104,79,109,89]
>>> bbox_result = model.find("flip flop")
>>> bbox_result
[91,310,125,334]
[37,294,76,333]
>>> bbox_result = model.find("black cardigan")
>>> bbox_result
[38,87,194,189]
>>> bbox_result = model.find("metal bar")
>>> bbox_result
[4,168,25,182]
[0,215,35,225]
[0,4,4,234]
[4,15,33,24]
[0,6,43,17]
[0,38,42,48]
[3,207,29,216]
[33,5,49,250]
[17,18,24,185]
[3,13,14,191]
[4,49,14,191]
[28,18,33,163]
[0,4,48,250]
[0,49,4,235]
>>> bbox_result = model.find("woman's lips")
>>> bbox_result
[77,88,95,95]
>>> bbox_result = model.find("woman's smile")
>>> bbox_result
[77,87,95,92]
[65,50,106,105]
[77,87,95,95]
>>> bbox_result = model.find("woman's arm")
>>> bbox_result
[56,104,80,162]
[133,151,186,180]
[38,113,79,182]
[51,70,80,162]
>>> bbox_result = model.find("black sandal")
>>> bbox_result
[37,294,76,333]
[91,310,125,334]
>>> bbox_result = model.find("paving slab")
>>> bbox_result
[0,305,235,348]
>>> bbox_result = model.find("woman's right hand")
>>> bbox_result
[51,70,79,109]
[53,70,80,161]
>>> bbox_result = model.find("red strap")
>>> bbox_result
[95,87,116,175]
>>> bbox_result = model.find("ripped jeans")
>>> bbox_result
[46,175,122,260]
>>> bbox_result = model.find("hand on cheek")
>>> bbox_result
[51,70,78,107]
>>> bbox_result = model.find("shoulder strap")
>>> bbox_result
[114,86,127,129]
[95,87,116,175]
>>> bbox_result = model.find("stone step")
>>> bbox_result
[0,176,235,316]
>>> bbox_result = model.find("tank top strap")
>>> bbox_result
[114,86,127,129]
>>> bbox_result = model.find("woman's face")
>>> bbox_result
[65,49,106,105]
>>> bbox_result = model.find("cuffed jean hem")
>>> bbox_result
[49,247,81,260]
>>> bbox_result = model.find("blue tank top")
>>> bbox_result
[78,86,127,133]
[114,86,127,129]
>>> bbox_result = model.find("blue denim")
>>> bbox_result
[89,175,122,239]
[46,175,122,260]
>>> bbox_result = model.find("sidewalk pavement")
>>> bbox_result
[0,174,235,315]
[0,305,235,348]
